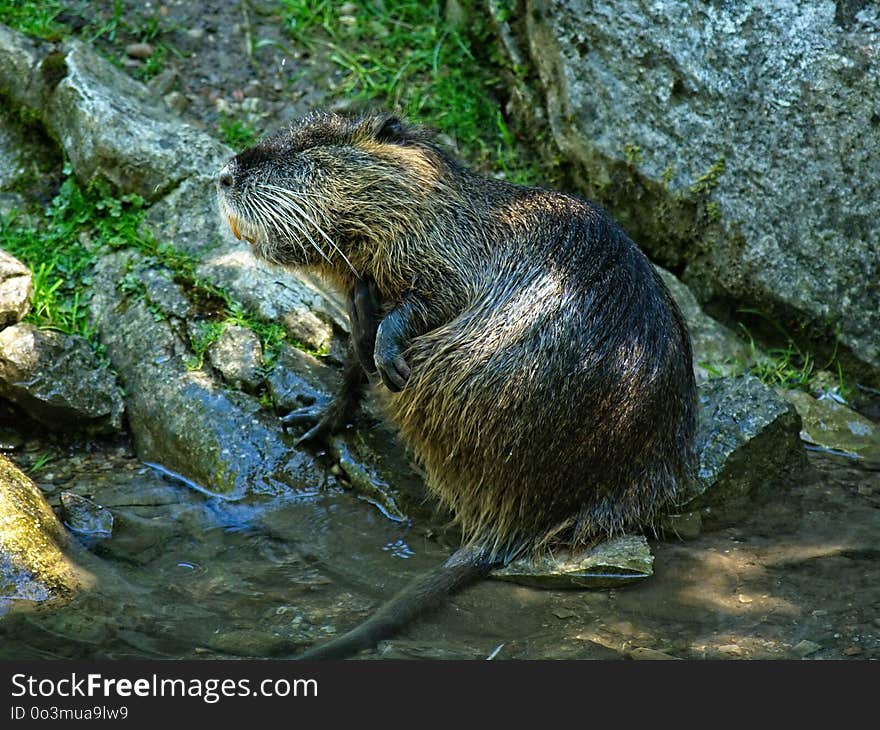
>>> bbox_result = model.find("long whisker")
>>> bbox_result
[261,185,358,276]
[255,195,333,266]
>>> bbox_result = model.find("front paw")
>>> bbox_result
[374,322,412,392]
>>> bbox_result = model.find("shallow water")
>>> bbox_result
[1,435,877,660]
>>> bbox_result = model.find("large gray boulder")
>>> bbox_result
[497,1,880,384]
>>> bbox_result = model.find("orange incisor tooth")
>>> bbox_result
[227,215,242,240]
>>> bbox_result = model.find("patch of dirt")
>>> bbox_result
[73,0,357,144]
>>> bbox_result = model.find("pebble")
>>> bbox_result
[792,639,821,657]
[552,609,578,620]
[164,92,188,114]
[843,646,863,656]
[628,647,678,660]
[187,28,205,40]
[125,43,155,59]
[717,644,743,656]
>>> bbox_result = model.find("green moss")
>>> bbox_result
[623,143,642,166]
[690,156,726,197]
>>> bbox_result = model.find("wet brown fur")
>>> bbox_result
[218,111,697,560]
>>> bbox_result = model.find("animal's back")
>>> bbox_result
[382,189,696,555]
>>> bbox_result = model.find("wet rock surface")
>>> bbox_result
[89,250,328,501]
[0,454,92,608]
[500,1,880,383]
[60,492,114,542]
[207,324,264,393]
[0,323,123,433]
[0,249,33,327]
[492,535,654,589]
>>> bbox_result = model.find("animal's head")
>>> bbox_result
[216,111,451,276]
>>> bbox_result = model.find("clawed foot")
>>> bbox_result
[281,404,342,447]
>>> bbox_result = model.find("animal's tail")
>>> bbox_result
[296,543,497,660]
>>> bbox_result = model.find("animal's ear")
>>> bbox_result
[375,115,407,143]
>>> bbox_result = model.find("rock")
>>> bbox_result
[0,454,92,605]
[207,324,264,392]
[0,24,46,112]
[500,1,880,383]
[655,266,751,379]
[0,105,57,194]
[89,250,330,500]
[146,175,348,356]
[0,249,33,327]
[60,492,114,542]
[0,323,124,433]
[201,629,296,658]
[124,43,154,59]
[265,342,336,412]
[628,647,678,660]
[792,639,822,658]
[780,389,880,467]
[27,37,229,200]
[678,375,808,528]
[492,534,653,589]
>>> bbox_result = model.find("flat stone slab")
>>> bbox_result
[492,534,653,589]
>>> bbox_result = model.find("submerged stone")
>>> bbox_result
[491,534,653,589]
[60,492,114,542]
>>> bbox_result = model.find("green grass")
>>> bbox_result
[219,115,261,151]
[0,167,298,377]
[0,0,66,40]
[280,0,536,180]
[737,322,851,399]
[1,0,178,78]
[0,167,146,338]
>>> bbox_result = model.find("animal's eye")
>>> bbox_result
[376,116,406,143]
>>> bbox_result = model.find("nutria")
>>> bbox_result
[216,111,697,659]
